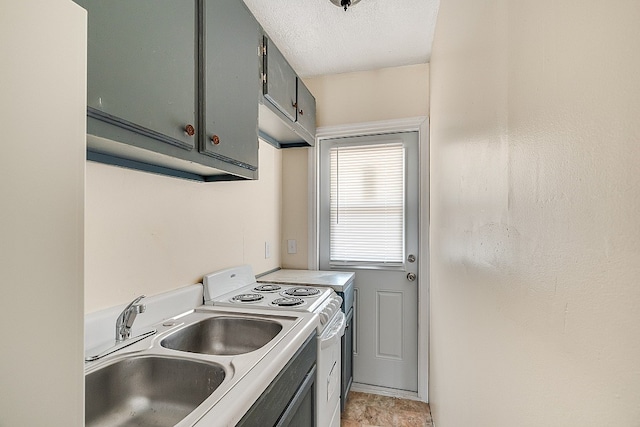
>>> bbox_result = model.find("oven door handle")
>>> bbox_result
[320,311,346,349]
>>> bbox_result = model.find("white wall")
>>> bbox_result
[306,63,429,128]
[0,1,86,425]
[85,140,282,312]
[281,148,310,268]
[281,64,430,269]
[429,0,640,425]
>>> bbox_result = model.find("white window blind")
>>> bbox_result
[329,142,405,265]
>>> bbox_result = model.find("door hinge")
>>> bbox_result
[261,73,267,83]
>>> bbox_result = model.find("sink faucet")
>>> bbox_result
[116,295,146,342]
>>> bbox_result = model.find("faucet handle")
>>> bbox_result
[116,295,147,342]
[127,295,146,309]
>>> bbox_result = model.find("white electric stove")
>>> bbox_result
[202,265,344,427]
[204,266,336,314]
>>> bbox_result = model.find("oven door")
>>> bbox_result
[317,311,345,427]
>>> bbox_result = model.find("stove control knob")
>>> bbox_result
[320,312,330,325]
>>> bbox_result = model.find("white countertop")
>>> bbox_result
[258,269,355,292]
[84,285,319,427]
[192,306,318,427]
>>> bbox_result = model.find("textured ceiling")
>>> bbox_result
[243,0,440,78]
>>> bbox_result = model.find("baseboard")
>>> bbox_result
[350,382,425,402]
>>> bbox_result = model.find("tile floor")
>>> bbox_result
[341,391,433,427]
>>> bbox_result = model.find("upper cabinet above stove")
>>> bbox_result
[259,36,316,148]
[76,0,260,181]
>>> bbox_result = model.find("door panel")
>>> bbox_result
[319,131,419,392]
[377,291,403,359]
[355,269,417,391]
[296,78,316,141]
[77,0,197,150]
[263,37,297,122]
[201,0,260,169]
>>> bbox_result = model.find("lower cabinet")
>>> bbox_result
[276,365,316,427]
[337,282,355,412]
[341,306,354,412]
[237,332,317,427]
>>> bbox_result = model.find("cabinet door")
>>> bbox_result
[201,0,260,170]
[341,307,354,412]
[295,78,316,144]
[237,333,317,427]
[76,0,197,150]
[276,366,316,427]
[264,37,298,122]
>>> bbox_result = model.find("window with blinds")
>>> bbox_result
[329,142,405,266]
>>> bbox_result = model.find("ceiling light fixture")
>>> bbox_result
[330,0,361,11]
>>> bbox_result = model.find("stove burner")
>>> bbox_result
[272,297,305,307]
[231,293,264,303]
[284,287,321,297]
[253,284,282,292]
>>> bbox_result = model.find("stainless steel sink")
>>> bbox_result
[85,356,225,427]
[161,316,283,355]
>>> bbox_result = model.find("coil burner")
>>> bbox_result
[253,284,282,292]
[231,293,264,303]
[272,297,305,307]
[204,266,333,313]
[284,287,321,297]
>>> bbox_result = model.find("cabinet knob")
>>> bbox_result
[184,124,195,136]
[211,135,220,145]
[292,101,297,108]
[299,109,304,116]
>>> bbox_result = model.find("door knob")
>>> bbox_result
[407,254,416,263]
[407,272,417,282]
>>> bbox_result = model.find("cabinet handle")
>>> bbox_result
[184,124,195,136]
[211,135,220,145]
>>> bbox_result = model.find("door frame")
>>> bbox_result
[308,116,430,402]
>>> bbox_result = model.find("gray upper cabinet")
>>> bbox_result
[295,79,316,143]
[78,0,197,151]
[260,36,316,148]
[200,0,260,171]
[77,0,260,181]
[263,37,298,123]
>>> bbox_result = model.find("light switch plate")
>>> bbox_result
[265,241,271,259]
[287,239,297,254]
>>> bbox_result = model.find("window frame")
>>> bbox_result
[318,134,412,271]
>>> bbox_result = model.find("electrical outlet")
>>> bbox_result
[287,239,297,254]
[264,241,271,259]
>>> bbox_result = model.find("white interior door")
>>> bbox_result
[319,131,419,392]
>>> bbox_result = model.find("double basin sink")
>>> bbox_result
[85,310,302,426]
